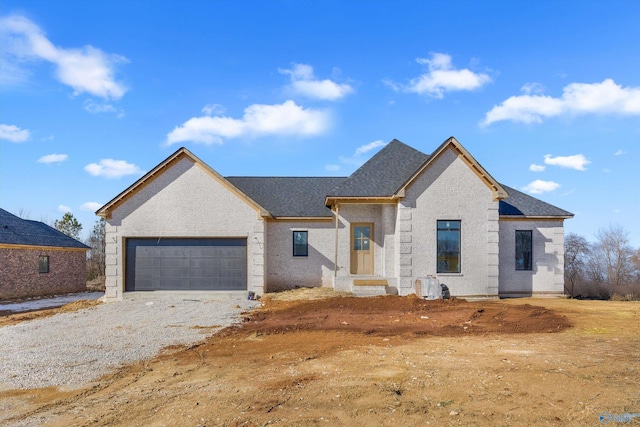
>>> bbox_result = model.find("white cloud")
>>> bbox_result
[84,100,125,117]
[166,100,330,145]
[355,140,385,155]
[80,201,102,212]
[529,164,545,172]
[84,158,144,178]
[0,124,30,142]
[279,63,353,101]
[202,104,226,116]
[483,79,640,125]
[388,53,491,99]
[614,149,626,156]
[1,15,128,99]
[37,153,68,164]
[57,204,71,213]
[327,140,387,171]
[521,82,545,95]
[544,154,590,171]
[522,180,560,194]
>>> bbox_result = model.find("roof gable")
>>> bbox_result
[0,208,89,249]
[96,147,271,219]
[398,137,508,200]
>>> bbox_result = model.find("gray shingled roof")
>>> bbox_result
[226,140,572,219]
[0,208,89,249]
[226,177,345,218]
[327,139,430,197]
[499,185,574,217]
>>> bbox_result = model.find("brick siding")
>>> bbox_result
[0,247,87,300]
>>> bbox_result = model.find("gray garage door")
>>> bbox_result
[125,238,247,291]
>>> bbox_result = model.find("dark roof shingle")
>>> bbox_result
[327,139,430,197]
[226,177,345,218]
[499,185,574,217]
[0,208,90,249]
[227,141,572,219]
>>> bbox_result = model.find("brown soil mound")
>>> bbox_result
[234,295,571,338]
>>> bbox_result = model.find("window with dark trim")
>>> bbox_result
[437,220,460,273]
[515,230,532,270]
[39,255,49,273]
[293,231,308,257]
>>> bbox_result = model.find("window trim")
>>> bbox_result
[437,220,461,274]
[39,255,49,274]
[292,230,308,257]
[515,230,533,271]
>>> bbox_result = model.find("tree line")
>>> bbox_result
[565,224,640,300]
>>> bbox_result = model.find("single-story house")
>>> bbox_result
[0,208,90,300]
[97,137,573,302]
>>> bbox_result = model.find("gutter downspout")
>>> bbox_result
[333,204,339,277]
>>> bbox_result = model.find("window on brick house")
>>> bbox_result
[39,255,49,273]
[437,220,460,273]
[515,230,532,270]
[293,231,308,257]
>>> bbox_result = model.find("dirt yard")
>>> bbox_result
[1,290,639,426]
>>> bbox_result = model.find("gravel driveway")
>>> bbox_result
[0,296,258,390]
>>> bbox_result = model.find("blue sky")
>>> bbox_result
[1,0,639,247]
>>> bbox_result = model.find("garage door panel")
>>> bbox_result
[220,258,244,269]
[125,238,247,291]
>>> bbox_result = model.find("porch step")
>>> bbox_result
[353,279,388,286]
[352,285,389,297]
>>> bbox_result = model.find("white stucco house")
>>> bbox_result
[97,137,573,302]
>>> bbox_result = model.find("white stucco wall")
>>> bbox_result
[104,157,266,301]
[334,203,395,278]
[498,219,565,296]
[400,148,500,297]
[266,220,336,291]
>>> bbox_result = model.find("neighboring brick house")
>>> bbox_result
[0,208,90,300]
[97,137,573,302]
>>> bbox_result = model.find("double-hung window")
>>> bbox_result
[437,220,460,273]
[515,230,532,270]
[293,231,308,257]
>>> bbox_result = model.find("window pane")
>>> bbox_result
[293,231,308,256]
[39,255,49,273]
[515,230,532,270]
[437,221,460,273]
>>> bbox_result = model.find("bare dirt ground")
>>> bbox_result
[1,290,639,426]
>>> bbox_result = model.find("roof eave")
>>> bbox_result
[499,214,575,220]
[325,196,399,208]
[268,216,334,221]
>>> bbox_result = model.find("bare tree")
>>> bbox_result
[632,248,640,283]
[590,224,635,287]
[16,208,31,219]
[86,217,106,280]
[564,233,590,298]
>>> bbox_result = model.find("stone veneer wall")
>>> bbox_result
[0,247,87,300]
